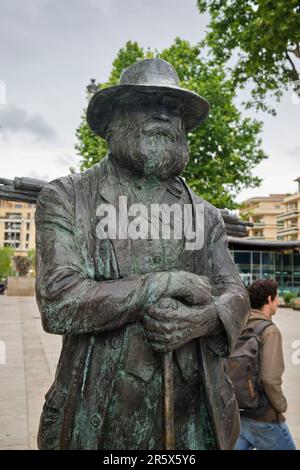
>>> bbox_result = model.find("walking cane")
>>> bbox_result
[162,351,175,449]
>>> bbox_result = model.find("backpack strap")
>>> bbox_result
[243,320,273,337]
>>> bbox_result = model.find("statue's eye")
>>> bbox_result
[164,97,181,114]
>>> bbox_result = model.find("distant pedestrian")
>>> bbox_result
[230,279,296,450]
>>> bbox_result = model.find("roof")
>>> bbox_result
[228,237,300,252]
[242,195,286,205]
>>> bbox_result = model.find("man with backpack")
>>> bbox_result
[227,279,296,450]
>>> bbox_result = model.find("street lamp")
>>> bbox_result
[86,79,98,101]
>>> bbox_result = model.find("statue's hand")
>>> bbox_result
[164,271,212,306]
[142,297,220,352]
[140,271,212,319]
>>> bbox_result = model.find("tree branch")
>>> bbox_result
[285,51,299,81]
[293,43,300,59]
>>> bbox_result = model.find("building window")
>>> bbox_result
[15,204,22,208]
[233,251,251,274]
[262,252,275,279]
[252,251,261,280]
[26,223,30,231]
[294,254,300,288]
[253,230,264,237]
[26,233,29,241]
[25,243,29,249]
[4,232,20,241]
[232,249,300,291]
[6,213,22,220]
[5,222,21,230]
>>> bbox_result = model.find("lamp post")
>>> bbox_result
[86,78,98,101]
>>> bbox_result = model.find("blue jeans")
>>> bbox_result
[235,417,296,450]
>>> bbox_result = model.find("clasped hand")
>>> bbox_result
[142,271,218,352]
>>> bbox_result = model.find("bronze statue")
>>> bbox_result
[35,58,250,450]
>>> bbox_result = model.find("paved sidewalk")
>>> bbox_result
[0,296,299,449]
[0,296,60,449]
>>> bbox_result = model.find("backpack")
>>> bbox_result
[223,320,272,417]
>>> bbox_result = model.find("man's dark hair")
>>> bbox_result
[248,279,278,309]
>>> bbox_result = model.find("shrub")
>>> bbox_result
[284,292,297,306]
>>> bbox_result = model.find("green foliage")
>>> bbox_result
[197,0,300,112]
[27,249,36,276]
[159,38,266,207]
[76,39,267,208]
[0,246,14,280]
[284,291,297,305]
[238,208,254,222]
[28,249,35,266]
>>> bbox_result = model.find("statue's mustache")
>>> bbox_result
[141,120,181,139]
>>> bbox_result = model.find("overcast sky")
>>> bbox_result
[0,0,299,202]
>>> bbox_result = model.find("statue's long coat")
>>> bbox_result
[35,155,250,450]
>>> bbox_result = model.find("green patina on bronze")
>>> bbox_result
[35,59,250,450]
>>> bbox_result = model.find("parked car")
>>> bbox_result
[0,282,6,295]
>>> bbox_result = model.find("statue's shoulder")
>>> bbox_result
[38,157,108,205]
[66,155,110,190]
[37,174,75,206]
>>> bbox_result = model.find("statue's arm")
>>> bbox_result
[35,179,168,335]
[207,210,251,356]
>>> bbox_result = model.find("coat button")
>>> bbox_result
[91,414,100,428]
[111,336,122,349]
[153,255,161,264]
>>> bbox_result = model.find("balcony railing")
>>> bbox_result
[277,226,299,235]
[277,209,299,221]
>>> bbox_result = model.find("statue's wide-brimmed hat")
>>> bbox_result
[87,58,210,139]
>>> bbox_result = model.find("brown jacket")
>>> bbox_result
[243,309,287,422]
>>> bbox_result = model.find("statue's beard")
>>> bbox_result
[108,120,190,180]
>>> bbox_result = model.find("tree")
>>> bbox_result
[0,246,14,280]
[197,0,300,112]
[27,249,36,276]
[76,39,267,208]
[27,249,35,267]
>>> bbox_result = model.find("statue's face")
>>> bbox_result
[107,91,190,180]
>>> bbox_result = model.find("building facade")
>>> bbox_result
[229,239,300,293]
[0,200,35,256]
[239,194,286,240]
[277,178,300,241]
